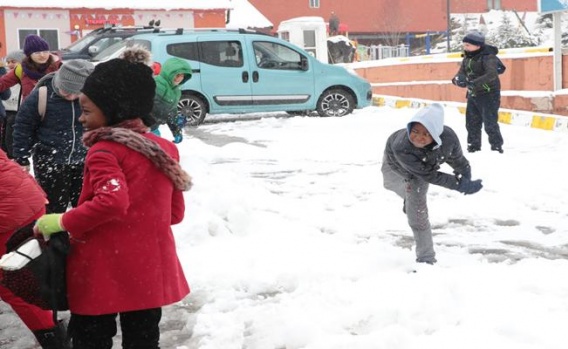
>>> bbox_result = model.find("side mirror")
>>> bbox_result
[301,56,309,71]
[88,46,99,55]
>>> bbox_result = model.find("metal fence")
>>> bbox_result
[362,44,410,60]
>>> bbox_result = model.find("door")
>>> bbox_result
[246,38,316,111]
[196,35,253,113]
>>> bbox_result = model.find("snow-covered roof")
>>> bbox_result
[0,0,233,10]
[225,0,272,29]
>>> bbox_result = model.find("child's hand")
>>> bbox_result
[34,214,65,237]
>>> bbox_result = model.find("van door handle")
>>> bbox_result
[242,71,249,83]
[252,71,259,82]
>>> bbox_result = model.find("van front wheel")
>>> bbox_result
[178,94,207,126]
[316,89,354,117]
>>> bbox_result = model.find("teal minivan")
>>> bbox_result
[92,29,372,126]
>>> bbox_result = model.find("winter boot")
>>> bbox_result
[32,321,70,349]
[491,145,504,153]
[467,145,480,153]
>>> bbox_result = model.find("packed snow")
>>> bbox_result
[2,104,567,349]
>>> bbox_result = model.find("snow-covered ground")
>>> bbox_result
[2,105,567,348]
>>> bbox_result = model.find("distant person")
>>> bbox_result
[329,11,340,36]
[13,59,94,213]
[0,149,68,348]
[381,103,483,264]
[150,56,192,143]
[0,34,61,102]
[452,30,504,153]
[1,50,25,158]
[34,47,191,349]
[0,62,12,153]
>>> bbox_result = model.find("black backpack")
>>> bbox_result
[2,223,70,320]
[486,55,506,75]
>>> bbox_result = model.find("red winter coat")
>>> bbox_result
[0,56,61,102]
[0,149,46,238]
[61,133,189,315]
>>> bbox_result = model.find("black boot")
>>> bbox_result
[33,321,70,349]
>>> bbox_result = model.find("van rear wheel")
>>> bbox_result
[316,89,354,117]
[178,94,207,126]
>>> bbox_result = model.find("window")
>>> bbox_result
[197,41,243,68]
[309,0,320,9]
[19,29,59,50]
[253,41,306,70]
[303,30,317,57]
[487,0,501,10]
[280,31,290,42]
[167,42,200,61]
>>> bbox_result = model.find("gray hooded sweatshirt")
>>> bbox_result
[382,103,470,190]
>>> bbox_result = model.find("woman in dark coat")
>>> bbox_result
[381,103,483,264]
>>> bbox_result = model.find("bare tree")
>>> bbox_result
[377,3,410,46]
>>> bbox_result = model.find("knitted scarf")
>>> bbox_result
[21,57,53,81]
[82,119,192,191]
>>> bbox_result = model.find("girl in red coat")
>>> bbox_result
[0,35,61,103]
[0,149,69,348]
[35,47,192,349]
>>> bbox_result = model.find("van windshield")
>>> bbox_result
[62,34,99,53]
[91,39,151,62]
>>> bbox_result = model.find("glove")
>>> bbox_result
[151,128,161,136]
[452,74,467,88]
[175,114,187,129]
[455,165,472,180]
[173,133,183,144]
[34,213,65,237]
[456,178,483,195]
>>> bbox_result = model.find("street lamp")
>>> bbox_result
[446,0,451,52]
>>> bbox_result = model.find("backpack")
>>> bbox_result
[14,64,48,118]
[1,223,70,323]
[485,55,506,75]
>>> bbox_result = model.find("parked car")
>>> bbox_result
[91,29,373,126]
[56,25,162,60]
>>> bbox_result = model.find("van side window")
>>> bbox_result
[197,41,243,68]
[167,42,199,61]
[253,41,305,70]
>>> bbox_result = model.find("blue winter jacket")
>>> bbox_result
[13,75,86,165]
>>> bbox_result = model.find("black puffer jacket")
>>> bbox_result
[13,75,87,165]
[455,44,501,97]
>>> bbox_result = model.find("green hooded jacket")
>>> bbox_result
[151,57,192,135]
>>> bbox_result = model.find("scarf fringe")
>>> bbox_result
[83,119,192,191]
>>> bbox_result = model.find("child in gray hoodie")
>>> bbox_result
[381,103,483,264]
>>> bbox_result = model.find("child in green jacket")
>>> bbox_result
[150,57,192,143]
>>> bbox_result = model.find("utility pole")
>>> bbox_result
[446,0,451,52]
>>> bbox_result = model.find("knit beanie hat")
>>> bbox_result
[53,59,95,95]
[23,34,50,56]
[462,30,485,46]
[6,50,25,63]
[81,54,156,126]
